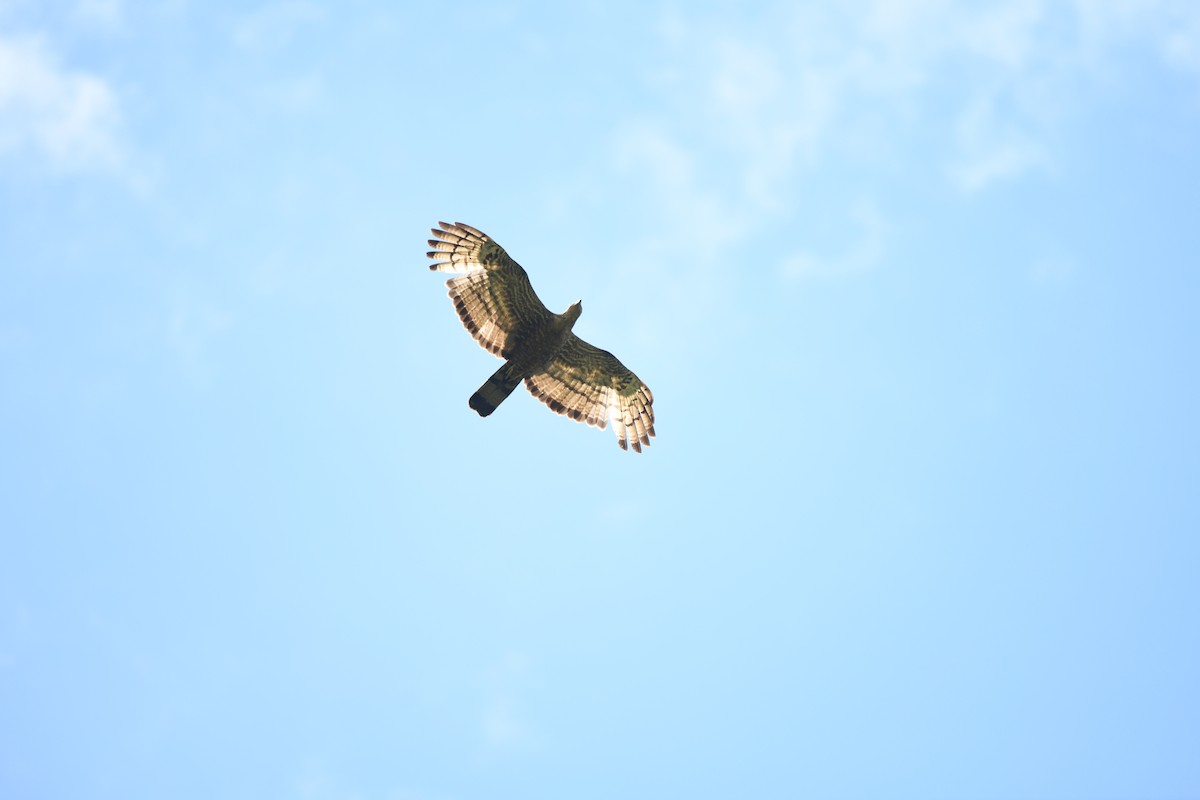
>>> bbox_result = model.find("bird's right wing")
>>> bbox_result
[427,221,551,358]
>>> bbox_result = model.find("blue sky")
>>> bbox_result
[2,1,1199,798]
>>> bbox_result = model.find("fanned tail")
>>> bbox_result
[469,363,521,417]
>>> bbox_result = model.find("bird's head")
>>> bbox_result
[566,300,583,322]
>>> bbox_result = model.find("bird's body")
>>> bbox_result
[467,302,580,417]
[427,221,655,452]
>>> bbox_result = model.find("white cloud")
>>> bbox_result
[603,120,747,343]
[72,0,123,31]
[612,120,746,253]
[551,1,1199,314]
[0,34,124,172]
[705,36,837,209]
[633,1,1200,208]
[1071,0,1200,76]
[949,94,1049,192]
[232,1,324,51]
[958,0,1045,68]
[1161,9,1200,75]
[780,200,889,282]
[951,137,1047,192]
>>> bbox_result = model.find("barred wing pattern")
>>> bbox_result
[427,221,551,357]
[525,334,656,452]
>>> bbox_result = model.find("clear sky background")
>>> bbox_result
[2,1,1199,798]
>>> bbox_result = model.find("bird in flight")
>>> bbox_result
[428,221,655,452]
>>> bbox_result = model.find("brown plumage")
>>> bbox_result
[427,221,655,452]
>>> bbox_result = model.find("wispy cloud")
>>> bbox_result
[644,2,1066,198]
[636,1,1199,202]
[0,33,124,172]
[949,94,1049,192]
[612,120,746,253]
[1159,7,1200,75]
[780,199,889,282]
[566,0,1200,303]
[232,1,325,52]
[71,0,124,32]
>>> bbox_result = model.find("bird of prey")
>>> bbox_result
[427,221,655,452]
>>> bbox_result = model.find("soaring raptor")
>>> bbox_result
[427,221,655,452]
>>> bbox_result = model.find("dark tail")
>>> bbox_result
[469,363,521,417]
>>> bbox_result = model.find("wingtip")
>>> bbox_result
[456,221,487,239]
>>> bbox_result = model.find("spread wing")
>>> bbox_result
[525,334,656,452]
[427,221,552,358]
